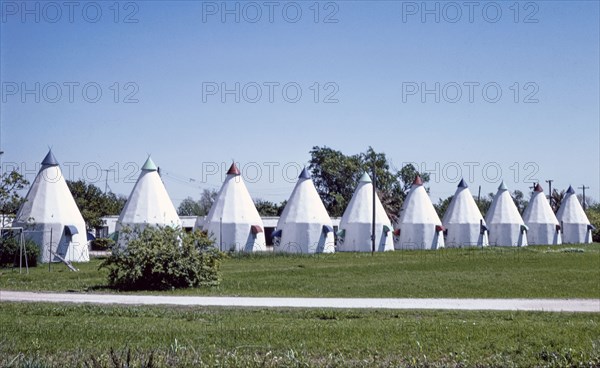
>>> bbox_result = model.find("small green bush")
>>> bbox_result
[585,209,600,242]
[560,248,585,253]
[99,226,225,290]
[91,237,114,250]
[0,237,39,267]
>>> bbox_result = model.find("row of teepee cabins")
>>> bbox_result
[442,180,593,247]
[12,151,595,262]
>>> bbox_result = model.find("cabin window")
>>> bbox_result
[96,226,109,238]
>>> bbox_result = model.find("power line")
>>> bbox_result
[161,171,220,190]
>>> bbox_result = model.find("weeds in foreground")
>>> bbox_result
[2,345,600,368]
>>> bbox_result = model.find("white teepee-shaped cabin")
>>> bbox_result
[394,176,444,250]
[199,162,266,252]
[273,168,334,254]
[556,186,593,244]
[337,173,394,252]
[522,184,561,245]
[485,181,528,246]
[442,179,489,247]
[14,150,89,263]
[116,157,181,243]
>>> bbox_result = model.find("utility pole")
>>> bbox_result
[545,179,553,208]
[219,217,223,252]
[578,185,590,210]
[103,169,114,193]
[477,185,481,205]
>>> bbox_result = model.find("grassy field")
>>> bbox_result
[1,244,599,298]
[0,302,599,367]
[1,245,599,367]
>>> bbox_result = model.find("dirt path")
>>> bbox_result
[1,291,598,312]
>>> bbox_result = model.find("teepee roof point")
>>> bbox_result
[41,150,59,166]
[299,167,311,179]
[359,172,372,183]
[227,162,241,176]
[141,156,158,171]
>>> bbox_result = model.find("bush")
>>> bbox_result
[0,236,39,267]
[99,226,225,290]
[585,209,600,242]
[559,248,585,253]
[91,237,114,251]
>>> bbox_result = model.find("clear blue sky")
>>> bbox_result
[1,1,599,206]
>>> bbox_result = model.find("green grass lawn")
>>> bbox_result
[1,244,599,298]
[1,245,599,367]
[0,302,598,367]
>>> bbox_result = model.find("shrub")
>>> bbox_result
[560,248,585,253]
[91,237,114,250]
[0,236,39,267]
[585,209,600,242]
[99,226,225,290]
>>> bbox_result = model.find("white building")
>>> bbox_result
[522,184,561,245]
[485,181,528,247]
[442,179,488,247]
[556,186,593,244]
[273,168,335,254]
[116,156,181,245]
[337,173,394,252]
[13,150,89,263]
[198,162,266,252]
[395,176,444,250]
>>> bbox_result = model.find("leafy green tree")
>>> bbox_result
[198,189,218,213]
[177,189,218,216]
[308,146,362,217]
[67,180,127,229]
[398,163,430,194]
[308,146,430,221]
[254,199,280,216]
[476,193,494,217]
[434,195,454,219]
[277,200,288,216]
[512,190,528,214]
[178,197,204,216]
[0,170,29,216]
